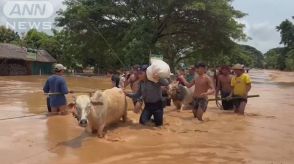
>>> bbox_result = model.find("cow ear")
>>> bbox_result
[90,91,104,106]
[68,102,76,112]
[89,92,93,97]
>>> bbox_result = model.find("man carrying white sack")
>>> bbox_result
[124,65,170,127]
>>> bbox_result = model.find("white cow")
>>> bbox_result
[69,87,127,138]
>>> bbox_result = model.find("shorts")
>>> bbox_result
[221,91,234,110]
[193,98,208,112]
[232,95,247,108]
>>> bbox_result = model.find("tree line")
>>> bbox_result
[0,0,293,72]
[264,17,294,71]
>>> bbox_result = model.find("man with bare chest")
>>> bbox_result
[180,63,215,121]
[125,65,140,93]
[216,66,234,110]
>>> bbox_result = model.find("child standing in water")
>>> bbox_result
[180,63,215,121]
[230,64,252,115]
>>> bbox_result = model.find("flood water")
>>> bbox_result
[0,69,294,164]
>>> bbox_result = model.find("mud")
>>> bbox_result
[0,69,293,164]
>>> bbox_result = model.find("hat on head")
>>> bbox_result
[232,64,244,70]
[54,64,67,71]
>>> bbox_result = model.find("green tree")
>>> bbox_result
[0,26,20,43]
[238,45,264,68]
[277,17,294,49]
[22,29,63,60]
[55,0,246,71]
[285,49,294,70]
[264,48,285,69]
[271,17,294,70]
[23,29,49,49]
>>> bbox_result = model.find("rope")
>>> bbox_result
[87,19,126,67]
[0,109,79,121]
[0,112,48,121]
[44,89,107,96]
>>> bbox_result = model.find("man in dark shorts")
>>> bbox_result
[193,98,208,114]
[216,66,234,110]
[180,63,215,121]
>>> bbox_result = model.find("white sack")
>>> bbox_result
[147,59,171,82]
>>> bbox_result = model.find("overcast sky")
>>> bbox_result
[232,0,293,53]
[0,0,293,53]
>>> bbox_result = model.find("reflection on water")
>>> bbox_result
[0,70,294,163]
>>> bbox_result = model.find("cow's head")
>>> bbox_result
[167,81,179,98]
[68,95,92,127]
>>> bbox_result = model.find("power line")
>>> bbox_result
[87,19,126,67]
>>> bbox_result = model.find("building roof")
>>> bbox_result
[0,43,27,60]
[36,50,57,63]
[0,43,57,63]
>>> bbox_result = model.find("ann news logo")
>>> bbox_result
[3,0,55,31]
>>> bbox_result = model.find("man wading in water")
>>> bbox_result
[180,63,215,121]
[230,64,252,115]
[124,65,142,106]
[124,65,169,127]
[43,64,71,115]
[216,66,234,110]
[124,65,140,92]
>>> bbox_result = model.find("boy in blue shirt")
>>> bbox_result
[43,64,71,115]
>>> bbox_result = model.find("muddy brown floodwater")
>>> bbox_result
[0,69,294,164]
